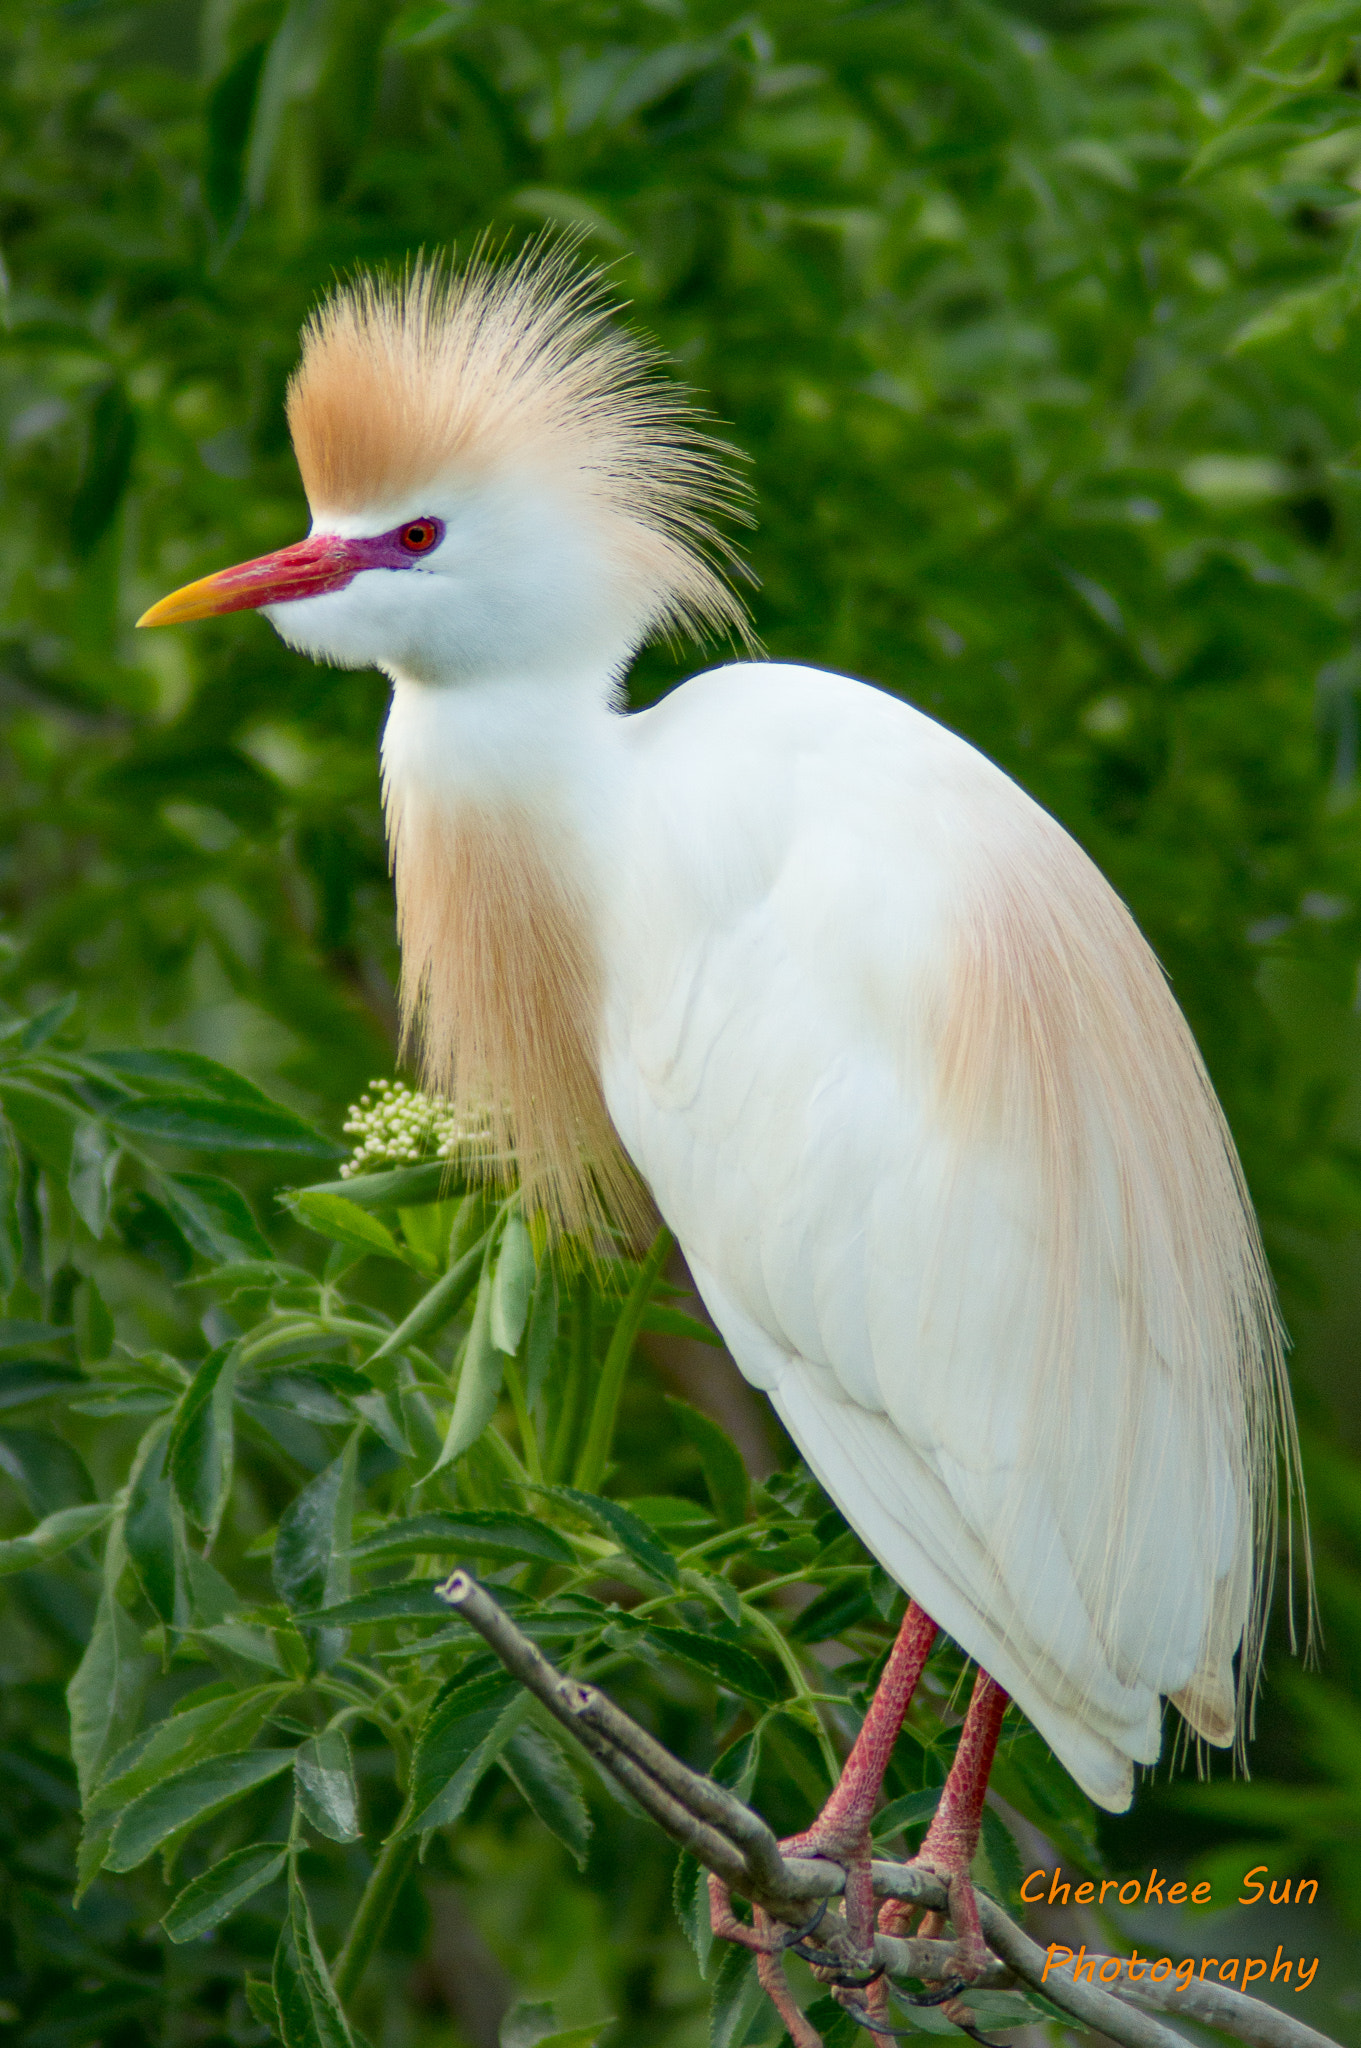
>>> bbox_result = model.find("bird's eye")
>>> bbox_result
[399,520,439,554]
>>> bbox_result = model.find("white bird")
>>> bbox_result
[140,245,1306,2035]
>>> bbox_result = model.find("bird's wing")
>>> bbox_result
[602,662,1288,1812]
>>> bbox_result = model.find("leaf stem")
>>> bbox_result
[331,1828,419,2007]
[740,1600,843,1786]
[502,1357,543,1482]
[572,1227,673,1492]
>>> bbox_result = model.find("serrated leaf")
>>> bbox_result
[664,1398,749,1526]
[432,1256,503,1471]
[549,1486,679,1586]
[644,1625,780,1704]
[491,1212,535,1353]
[105,1749,296,1871]
[168,1344,237,1542]
[246,1977,281,2031]
[68,1574,153,1808]
[273,1434,358,1618]
[673,1849,714,1977]
[0,1501,108,1574]
[350,1508,574,1568]
[292,1189,402,1260]
[274,1866,354,2048]
[501,1723,592,1868]
[294,1728,360,1842]
[871,1787,942,1842]
[406,1671,526,1835]
[125,1420,189,1626]
[708,1943,764,2048]
[109,1095,339,1156]
[90,1684,291,1820]
[90,1049,286,1106]
[156,1172,272,1261]
[163,1842,289,1942]
[977,1800,1025,1911]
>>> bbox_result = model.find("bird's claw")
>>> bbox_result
[776,1897,829,1951]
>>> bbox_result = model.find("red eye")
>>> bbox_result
[399,520,439,554]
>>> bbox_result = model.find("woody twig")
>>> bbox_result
[436,1573,1341,2048]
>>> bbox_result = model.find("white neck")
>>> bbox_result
[380,663,628,854]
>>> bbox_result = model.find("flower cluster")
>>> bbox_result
[339,1078,484,1177]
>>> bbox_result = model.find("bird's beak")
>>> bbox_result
[136,533,368,628]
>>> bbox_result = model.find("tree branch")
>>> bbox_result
[437,1572,1342,2048]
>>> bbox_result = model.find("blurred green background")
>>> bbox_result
[3,0,1361,2043]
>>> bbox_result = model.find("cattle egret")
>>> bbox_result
[140,246,1306,2036]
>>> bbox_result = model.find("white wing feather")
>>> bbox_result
[600,661,1289,1812]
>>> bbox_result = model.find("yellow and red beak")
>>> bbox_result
[136,533,368,628]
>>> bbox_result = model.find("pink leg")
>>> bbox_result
[882,1669,1009,1983]
[781,1601,938,1945]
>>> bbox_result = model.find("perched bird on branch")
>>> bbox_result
[140,243,1307,2036]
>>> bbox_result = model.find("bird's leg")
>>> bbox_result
[779,1601,938,1950]
[879,1669,1008,1995]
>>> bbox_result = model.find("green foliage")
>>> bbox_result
[0,1013,1055,2047]
[1,0,1361,2041]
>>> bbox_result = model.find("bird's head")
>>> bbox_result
[138,244,749,687]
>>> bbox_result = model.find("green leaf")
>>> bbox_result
[68,1120,118,1237]
[105,1749,296,1871]
[273,1434,358,1617]
[367,1230,489,1366]
[0,1079,78,1175]
[550,1486,679,1586]
[664,1398,749,1527]
[0,1359,84,1410]
[296,1582,450,1627]
[977,1800,1025,1912]
[501,1722,592,1868]
[68,1571,153,1807]
[350,1508,574,1568]
[109,1096,339,1156]
[0,1501,108,1574]
[299,1161,453,1209]
[294,1728,360,1842]
[708,1944,764,2048]
[71,381,135,554]
[491,1212,535,1353]
[274,1864,355,2048]
[431,1255,503,1471]
[0,1425,94,1513]
[125,1420,187,1627]
[90,1684,292,1818]
[872,1787,942,1842]
[155,1172,272,1261]
[89,1049,285,1106]
[786,1575,875,1644]
[164,1842,289,1943]
[75,1277,115,1363]
[406,1670,526,1836]
[18,993,79,1051]
[673,1849,714,1977]
[245,1978,281,2032]
[523,1264,558,1405]
[292,1189,403,1260]
[644,1625,780,1705]
[168,1344,238,1542]
[641,1304,722,1346]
